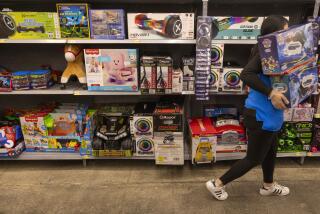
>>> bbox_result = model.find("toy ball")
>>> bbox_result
[65,52,76,62]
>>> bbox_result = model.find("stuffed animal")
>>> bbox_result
[61,45,87,88]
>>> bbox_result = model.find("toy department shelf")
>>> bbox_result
[307,152,320,157]
[276,152,307,157]
[0,85,74,95]
[13,152,83,160]
[85,156,154,160]
[216,152,246,161]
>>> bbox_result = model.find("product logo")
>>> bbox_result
[262,39,272,49]
[159,115,176,120]
[85,49,99,55]
[25,117,39,122]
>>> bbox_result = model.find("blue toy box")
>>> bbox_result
[270,62,318,108]
[258,23,316,75]
[89,9,125,39]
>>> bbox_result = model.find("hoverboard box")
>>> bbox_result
[128,13,194,40]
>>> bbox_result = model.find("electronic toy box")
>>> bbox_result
[84,49,138,91]
[189,117,217,165]
[127,13,194,40]
[0,12,60,39]
[258,23,316,75]
[182,57,195,93]
[57,3,90,38]
[213,17,264,40]
[211,43,224,68]
[89,9,125,39]
[140,56,157,94]
[221,68,243,92]
[209,68,221,92]
[270,62,318,108]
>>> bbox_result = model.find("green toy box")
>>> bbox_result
[2,12,60,39]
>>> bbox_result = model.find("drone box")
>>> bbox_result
[209,68,221,92]
[182,57,195,93]
[153,102,184,132]
[258,23,316,75]
[57,3,90,38]
[189,118,217,164]
[270,62,318,108]
[221,68,243,92]
[213,16,264,40]
[3,12,60,39]
[127,13,194,40]
[89,9,125,39]
[84,49,138,91]
[140,56,157,94]
[156,56,173,94]
[211,43,224,68]
[154,132,184,165]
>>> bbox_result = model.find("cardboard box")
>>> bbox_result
[292,108,314,121]
[213,17,264,40]
[182,57,195,93]
[128,13,194,40]
[258,23,316,75]
[135,136,155,157]
[204,107,238,118]
[172,68,183,94]
[140,56,157,94]
[89,9,125,39]
[57,3,90,38]
[156,56,173,94]
[2,12,60,39]
[209,68,220,92]
[211,43,224,68]
[221,68,243,92]
[153,102,183,132]
[84,49,138,91]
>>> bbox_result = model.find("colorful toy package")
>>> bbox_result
[213,17,265,40]
[89,9,125,39]
[0,70,12,92]
[0,12,60,39]
[258,23,316,75]
[84,49,138,91]
[57,3,90,38]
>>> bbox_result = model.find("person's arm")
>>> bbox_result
[240,54,272,96]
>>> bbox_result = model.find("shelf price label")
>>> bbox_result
[74,91,81,96]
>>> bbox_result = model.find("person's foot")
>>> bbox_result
[206,179,228,201]
[260,182,290,196]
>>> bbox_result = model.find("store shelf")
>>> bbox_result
[0,85,74,95]
[210,91,248,96]
[307,152,320,157]
[276,152,307,157]
[74,90,142,96]
[10,152,83,160]
[0,39,66,44]
[212,40,257,44]
[86,156,155,160]
[216,152,246,161]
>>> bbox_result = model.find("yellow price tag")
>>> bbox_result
[74,91,80,96]
[0,39,7,43]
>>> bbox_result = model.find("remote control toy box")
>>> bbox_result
[258,23,316,75]
[57,3,90,38]
[89,9,125,39]
[0,12,60,39]
[84,49,138,91]
[127,13,194,40]
[213,17,264,40]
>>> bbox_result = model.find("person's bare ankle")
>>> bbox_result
[263,182,273,188]
[215,179,223,187]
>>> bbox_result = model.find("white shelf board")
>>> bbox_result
[13,152,83,160]
[212,40,257,44]
[0,39,66,44]
[307,152,320,157]
[74,90,142,96]
[216,152,246,161]
[86,156,154,160]
[0,85,74,95]
[277,152,307,157]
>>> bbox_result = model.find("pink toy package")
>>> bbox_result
[84,49,138,91]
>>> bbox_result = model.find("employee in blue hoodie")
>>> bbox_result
[206,16,290,201]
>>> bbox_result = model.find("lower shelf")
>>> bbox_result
[276,152,307,158]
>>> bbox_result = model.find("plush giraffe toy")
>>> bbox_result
[61,44,87,89]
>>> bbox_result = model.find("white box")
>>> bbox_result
[211,43,224,68]
[128,13,194,40]
[172,68,183,94]
[133,116,153,136]
[135,136,155,157]
[221,68,243,92]
[209,68,221,92]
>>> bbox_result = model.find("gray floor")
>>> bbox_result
[1,158,320,214]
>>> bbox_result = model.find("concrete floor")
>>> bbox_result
[1,158,320,214]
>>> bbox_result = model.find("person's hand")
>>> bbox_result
[269,89,289,110]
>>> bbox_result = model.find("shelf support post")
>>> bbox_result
[202,0,209,16]
[313,0,320,18]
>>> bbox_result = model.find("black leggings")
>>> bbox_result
[220,108,278,185]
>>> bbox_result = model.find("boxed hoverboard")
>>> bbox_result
[89,9,125,39]
[84,49,138,91]
[0,12,60,39]
[57,3,90,39]
[127,13,194,40]
[258,23,316,75]
[213,17,264,40]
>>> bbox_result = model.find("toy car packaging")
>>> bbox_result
[84,49,138,91]
[221,68,243,92]
[189,118,217,165]
[156,56,173,94]
[57,3,90,38]
[213,17,264,40]
[270,62,318,108]
[258,23,316,75]
[127,13,194,40]
[0,12,60,39]
[0,69,12,92]
[278,122,313,152]
[89,9,125,39]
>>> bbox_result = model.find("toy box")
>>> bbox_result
[156,56,173,94]
[132,102,156,136]
[292,108,314,121]
[204,106,238,118]
[57,3,90,38]
[0,70,12,92]
[221,68,243,92]
[258,23,316,75]
[0,12,60,39]
[211,44,224,68]
[128,13,194,40]
[209,68,221,92]
[270,63,318,108]
[278,122,313,152]
[140,56,157,94]
[311,115,320,153]
[84,49,138,91]
[182,57,195,93]
[189,118,217,165]
[154,132,184,165]
[135,136,155,156]
[213,17,264,40]
[153,102,183,132]
[172,68,183,94]
[89,9,125,39]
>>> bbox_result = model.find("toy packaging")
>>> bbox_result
[311,115,320,153]
[204,106,238,118]
[128,13,194,40]
[156,56,173,94]
[153,102,184,132]
[12,71,30,90]
[182,57,195,93]
[84,49,138,91]
[172,68,183,94]
[89,9,125,39]
[140,56,157,94]
[283,108,294,121]
[213,17,264,40]
[189,118,217,165]
[270,63,318,107]
[0,12,60,39]
[278,122,313,152]
[57,3,90,38]
[292,108,314,121]
[12,70,52,90]
[221,68,243,92]
[209,68,221,92]
[211,44,224,68]
[0,70,12,92]
[258,23,316,75]
[0,121,25,158]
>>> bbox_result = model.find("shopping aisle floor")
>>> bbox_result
[1,159,320,214]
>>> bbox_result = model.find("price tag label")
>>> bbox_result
[74,91,80,96]
[0,39,7,43]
